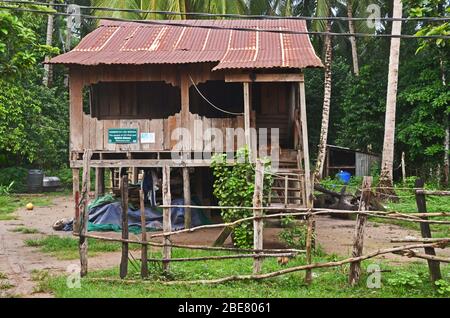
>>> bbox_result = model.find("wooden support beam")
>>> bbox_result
[225,73,305,83]
[183,167,192,229]
[181,73,190,152]
[139,189,148,278]
[120,173,129,279]
[415,179,442,282]
[72,168,80,233]
[79,150,92,277]
[349,176,372,286]
[132,167,139,184]
[95,168,105,198]
[298,81,312,208]
[69,73,84,151]
[253,160,264,274]
[243,82,251,153]
[162,165,172,274]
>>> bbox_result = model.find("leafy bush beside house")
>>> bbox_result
[211,148,273,248]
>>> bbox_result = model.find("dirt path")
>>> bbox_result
[0,195,446,297]
[0,196,121,298]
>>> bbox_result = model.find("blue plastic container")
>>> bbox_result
[336,170,351,184]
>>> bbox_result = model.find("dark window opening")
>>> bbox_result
[189,81,243,118]
[90,81,181,120]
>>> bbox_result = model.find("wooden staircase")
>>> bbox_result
[267,149,306,207]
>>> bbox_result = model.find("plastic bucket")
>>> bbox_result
[336,171,351,184]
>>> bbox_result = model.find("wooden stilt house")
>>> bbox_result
[50,19,323,213]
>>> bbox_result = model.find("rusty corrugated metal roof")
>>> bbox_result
[50,19,323,70]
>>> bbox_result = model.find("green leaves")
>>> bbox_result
[211,148,272,248]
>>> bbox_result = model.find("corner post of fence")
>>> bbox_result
[253,159,264,274]
[119,169,129,279]
[348,176,372,286]
[139,189,148,278]
[79,149,92,277]
[162,165,172,274]
[415,178,442,282]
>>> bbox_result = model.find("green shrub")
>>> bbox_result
[278,216,308,250]
[386,271,424,288]
[435,280,450,296]
[0,167,28,193]
[211,148,272,248]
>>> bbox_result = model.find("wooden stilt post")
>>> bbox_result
[162,165,172,274]
[120,171,129,279]
[415,179,442,282]
[298,80,312,208]
[349,176,372,286]
[253,159,264,274]
[183,167,192,229]
[132,167,139,184]
[139,189,148,278]
[79,149,92,277]
[95,168,105,198]
[299,78,315,284]
[72,167,80,233]
[243,82,251,153]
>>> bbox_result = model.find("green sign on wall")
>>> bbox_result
[108,128,138,144]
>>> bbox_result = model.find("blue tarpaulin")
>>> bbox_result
[64,197,209,233]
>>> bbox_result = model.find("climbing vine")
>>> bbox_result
[211,148,272,248]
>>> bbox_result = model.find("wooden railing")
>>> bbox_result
[80,112,245,152]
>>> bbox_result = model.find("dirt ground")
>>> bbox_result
[0,195,446,298]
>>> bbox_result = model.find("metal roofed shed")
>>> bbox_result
[49,19,323,69]
[324,145,381,178]
[50,18,323,226]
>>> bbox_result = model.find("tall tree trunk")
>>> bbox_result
[441,58,449,187]
[43,0,54,87]
[347,1,359,76]
[379,0,403,194]
[314,20,333,181]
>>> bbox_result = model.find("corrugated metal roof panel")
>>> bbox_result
[50,19,323,70]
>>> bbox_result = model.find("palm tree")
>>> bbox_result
[92,0,248,20]
[312,1,333,181]
[378,0,403,193]
[43,0,55,87]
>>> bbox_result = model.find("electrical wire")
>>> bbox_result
[2,0,450,22]
[188,74,244,116]
[1,5,449,39]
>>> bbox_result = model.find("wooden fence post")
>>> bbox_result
[304,213,314,284]
[139,189,148,278]
[72,168,80,233]
[120,171,129,279]
[348,176,372,286]
[183,167,192,229]
[253,160,264,274]
[162,165,172,274]
[79,149,92,277]
[415,179,442,282]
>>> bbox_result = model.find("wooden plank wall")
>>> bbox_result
[81,112,245,152]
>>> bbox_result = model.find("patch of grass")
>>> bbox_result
[31,270,52,294]
[0,193,63,221]
[43,248,449,298]
[0,272,7,280]
[24,235,138,260]
[0,281,14,290]
[10,226,41,234]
